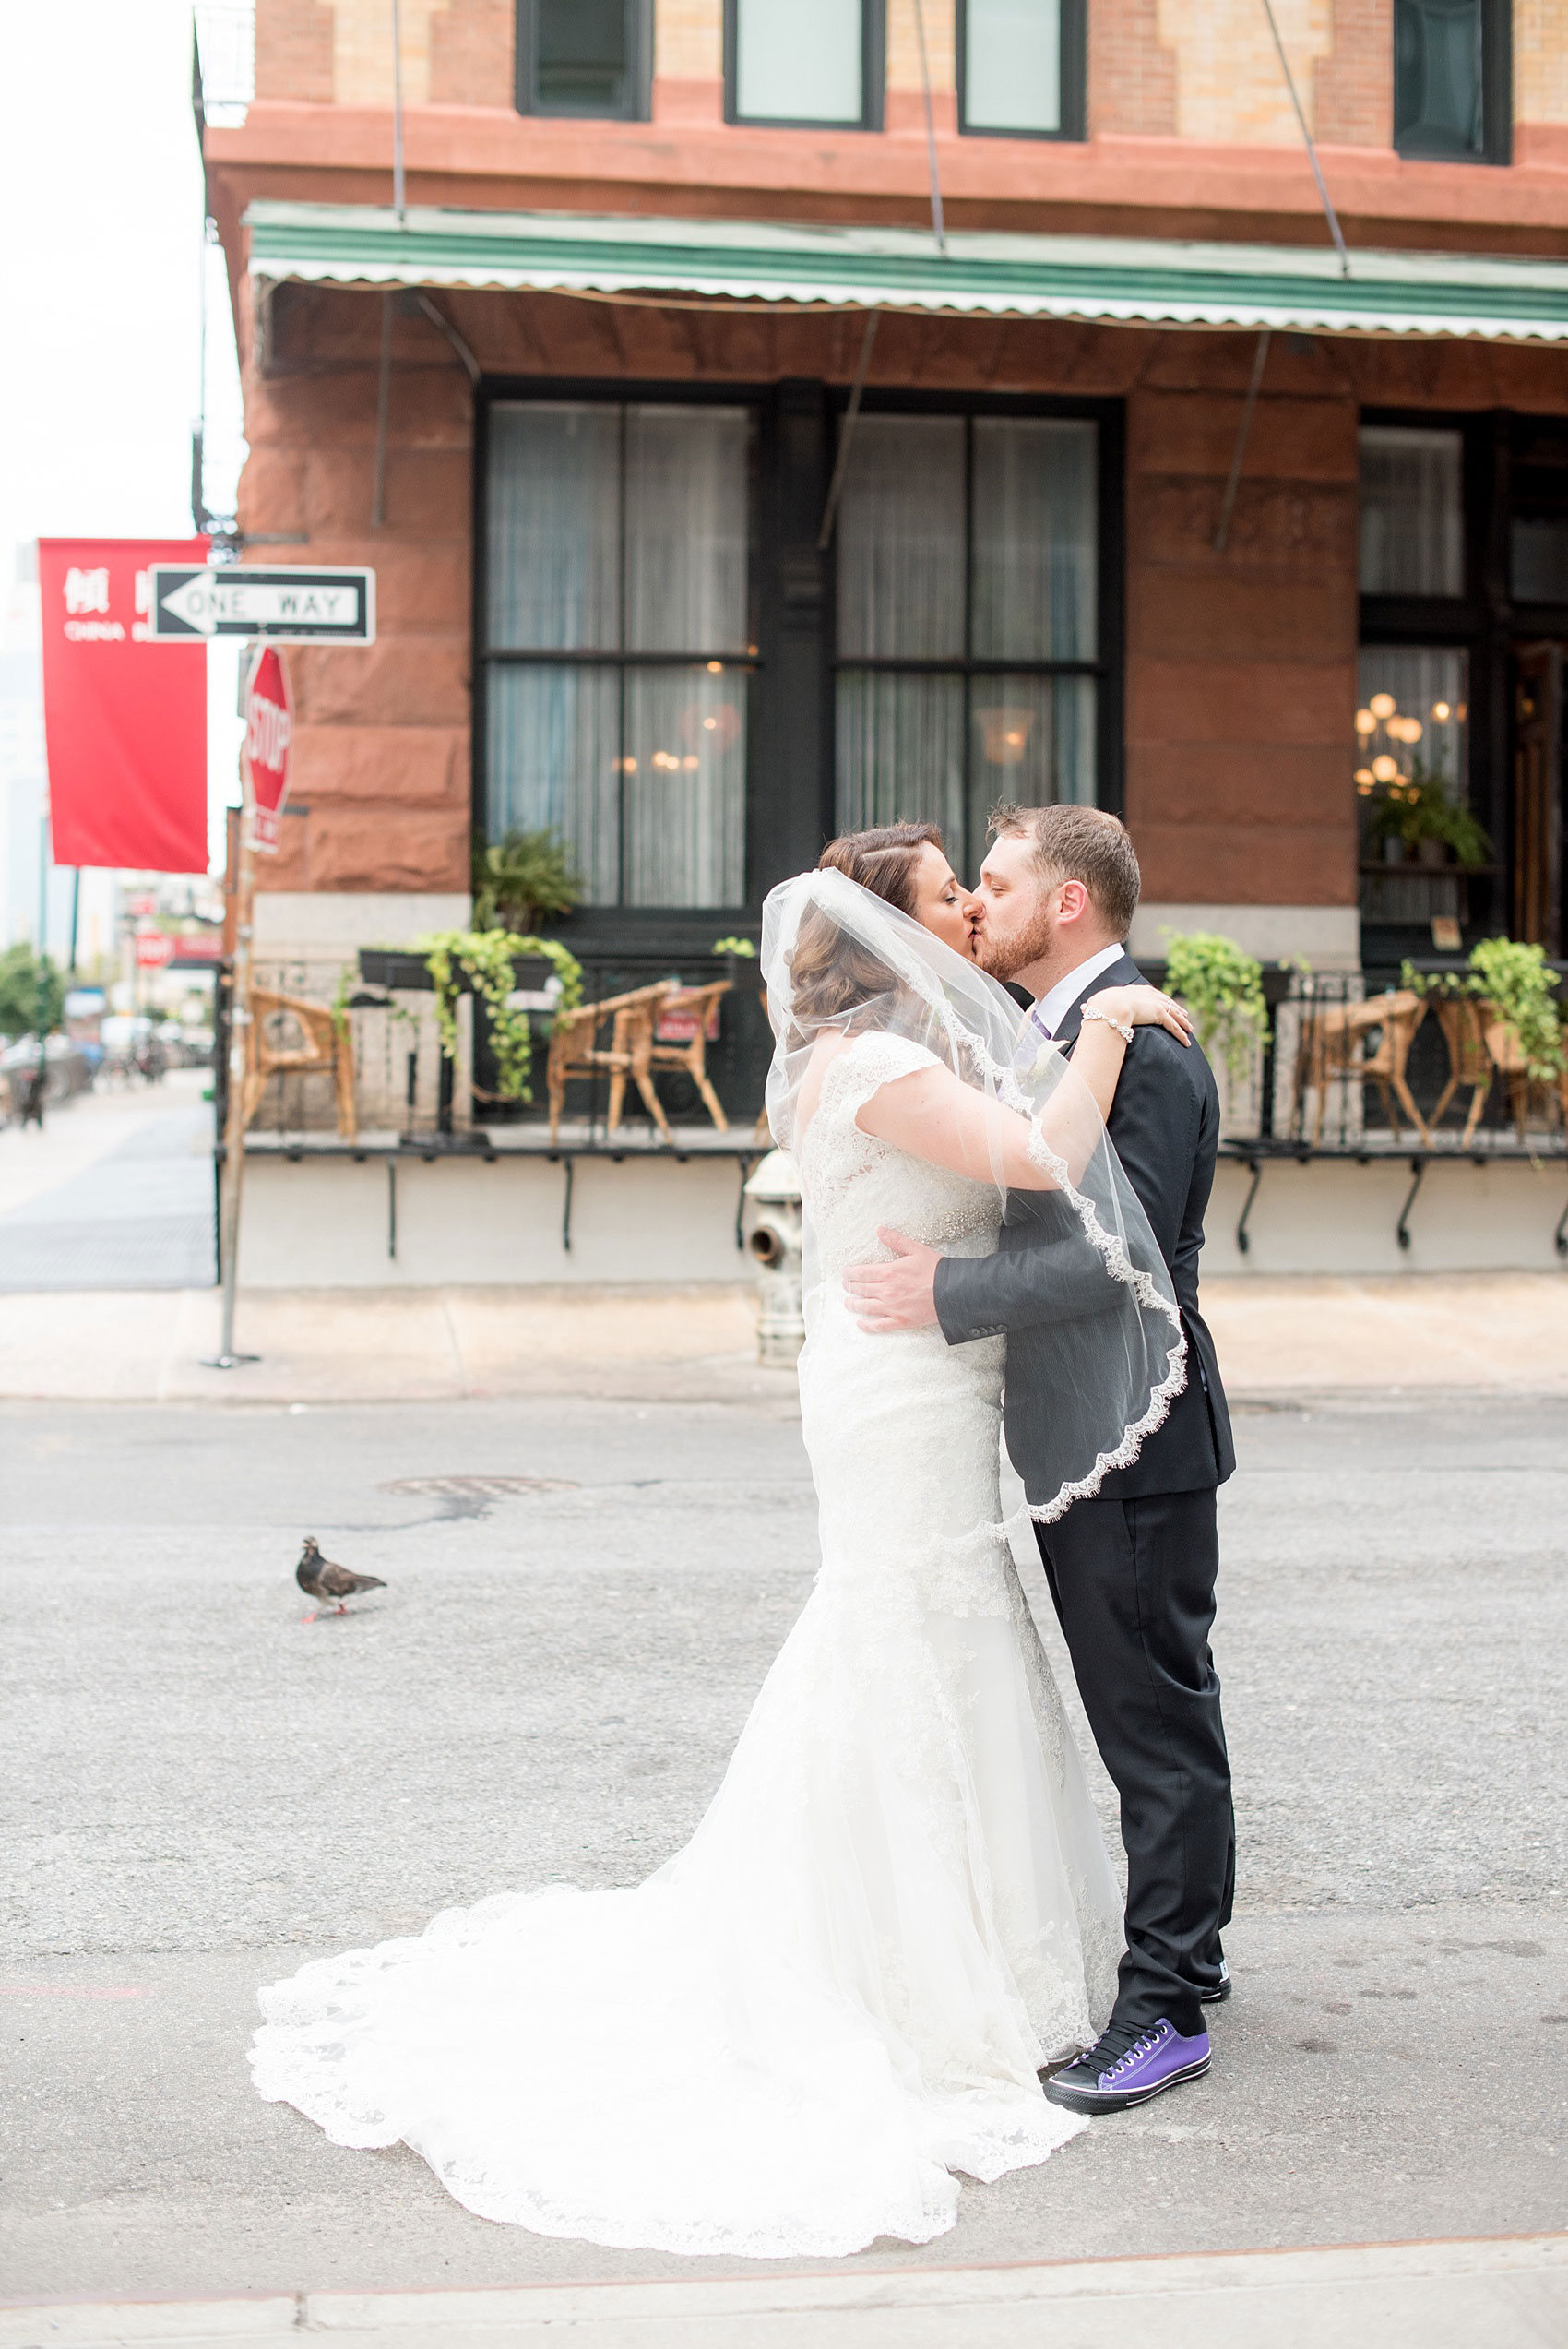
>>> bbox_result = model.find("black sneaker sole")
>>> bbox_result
[1042,2052,1211,2116]
[1198,1975,1232,2005]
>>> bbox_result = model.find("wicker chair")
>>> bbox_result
[648,980,731,1133]
[1293,989,1430,1147]
[1479,1005,1565,1143]
[1428,994,1496,1145]
[546,982,675,1144]
[243,989,357,1142]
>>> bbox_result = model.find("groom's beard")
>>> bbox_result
[971,900,1057,985]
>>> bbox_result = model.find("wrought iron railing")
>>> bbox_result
[223,950,1566,1166]
[225,948,771,1145]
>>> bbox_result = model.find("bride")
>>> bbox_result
[251,822,1191,2260]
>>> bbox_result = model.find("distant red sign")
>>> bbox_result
[37,537,209,875]
[243,645,293,854]
[135,932,177,970]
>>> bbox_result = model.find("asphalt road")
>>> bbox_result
[3,1389,1566,2299]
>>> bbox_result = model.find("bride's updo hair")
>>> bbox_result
[817,822,944,915]
[789,823,945,1027]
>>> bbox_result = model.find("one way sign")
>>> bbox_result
[149,565,375,644]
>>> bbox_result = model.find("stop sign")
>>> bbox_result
[243,644,293,853]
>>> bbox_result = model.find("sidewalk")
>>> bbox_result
[1,1270,1565,1403]
[3,2236,1562,2348]
[0,1070,214,1291]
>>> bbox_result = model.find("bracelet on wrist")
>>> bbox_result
[1081,1005,1134,1044]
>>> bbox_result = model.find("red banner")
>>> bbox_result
[38,537,209,873]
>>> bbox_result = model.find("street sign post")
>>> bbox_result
[242,645,293,853]
[148,565,375,644]
[205,644,296,1371]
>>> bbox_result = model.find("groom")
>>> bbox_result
[844,802,1236,2114]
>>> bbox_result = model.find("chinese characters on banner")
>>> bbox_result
[37,537,209,873]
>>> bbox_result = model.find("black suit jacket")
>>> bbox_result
[933,951,1235,1502]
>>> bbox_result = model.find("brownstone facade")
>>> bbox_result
[207,0,1568,966]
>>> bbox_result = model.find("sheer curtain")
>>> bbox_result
[1359,427,1465,597]
[837,413,1099,865]
[624,668,747,908]
[486,401,751,908]
[625,407,750,655]
[1358,646,1468,795]
[486,403,620,650]
[836,416,966,836]
[972,418,1096,662]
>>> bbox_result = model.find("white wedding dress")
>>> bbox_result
[251,1032,1123,2258]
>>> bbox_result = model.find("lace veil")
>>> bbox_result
[761,864,1186,1521]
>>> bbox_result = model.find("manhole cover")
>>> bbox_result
[380,1474,580,1499]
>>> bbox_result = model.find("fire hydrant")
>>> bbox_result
[742,1148,804,1365]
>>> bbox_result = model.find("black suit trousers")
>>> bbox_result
[1035,1488,1235,2040]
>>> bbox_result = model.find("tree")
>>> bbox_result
[0,944,66,1041]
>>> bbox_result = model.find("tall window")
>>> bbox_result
[835,414,1099,871]
[1511,430,1568,603]
[516,0,649,119]
[483,403,754,909]
[1357,424,1479,944]
[726,0,884,128]
[1359,425,1464,596]
[1394,0,1510,164]
[958,0,1085,141]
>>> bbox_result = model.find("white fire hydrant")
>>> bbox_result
[742,1148,804,1365]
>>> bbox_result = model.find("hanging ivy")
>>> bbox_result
[1404,936,1564,1082]
[1160,929,1268,1087]
[414,929,584,1103]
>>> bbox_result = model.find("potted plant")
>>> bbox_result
[471,828,583,936]
[1403,936,1564,1139]
[1462,937,1564,1082]
[711,934,759,991]
[1160,930,1275,1137]
[1364,765,1491,870]
[1161,931,1268,1088]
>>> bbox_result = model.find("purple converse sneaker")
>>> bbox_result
[1042,2018,1211,2115]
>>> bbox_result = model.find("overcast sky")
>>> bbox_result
[0,0,247,871]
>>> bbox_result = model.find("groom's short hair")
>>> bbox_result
[988,804,1140,939]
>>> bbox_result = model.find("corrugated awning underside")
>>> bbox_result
[244,200,1568,343]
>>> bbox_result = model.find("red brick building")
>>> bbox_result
[200,0,1568,982]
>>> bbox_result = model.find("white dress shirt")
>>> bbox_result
[1030,942,1126,1042]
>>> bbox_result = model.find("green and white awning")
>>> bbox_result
[245,199,1568,343]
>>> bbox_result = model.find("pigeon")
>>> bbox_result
[296,1536,386,1622]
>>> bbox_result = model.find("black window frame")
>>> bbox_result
[474,378,1123,938]
[956,0,1086,144]
[1392,0,1512,168]
[826,388,1123,879]
[475,380,763,922]
[1357,406,1568,955]
[514,0,652,123]
[723,0,885,132]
